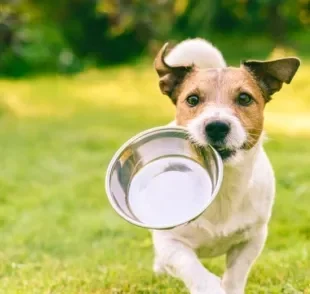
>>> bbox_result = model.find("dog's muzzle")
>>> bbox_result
[204,120,237,160]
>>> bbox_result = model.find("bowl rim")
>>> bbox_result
[105,125,223,230]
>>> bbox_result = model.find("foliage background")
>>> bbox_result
[0,0,309,77]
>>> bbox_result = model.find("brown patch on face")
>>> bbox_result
[174,67,266,149]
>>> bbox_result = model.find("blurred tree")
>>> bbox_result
[175,0,217,37]
[0,0,81,76]
[0,0,308,76]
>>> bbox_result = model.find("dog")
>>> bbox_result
[151,38,300,294]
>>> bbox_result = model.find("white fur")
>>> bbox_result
[152,39,276,294]
[187,106,247,150]
[165,38,226,68]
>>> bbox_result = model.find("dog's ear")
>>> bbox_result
[154,43,193,104]
[243,57,300,100]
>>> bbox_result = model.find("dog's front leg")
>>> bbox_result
[222,227,267,294]
[153,234,226,294]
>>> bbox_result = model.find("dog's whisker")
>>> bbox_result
[244,127,264,132]
[246,133,262,138]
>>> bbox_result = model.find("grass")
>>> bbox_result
[0,49,310,293]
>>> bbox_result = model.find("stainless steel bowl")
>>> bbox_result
[105,126,223,230]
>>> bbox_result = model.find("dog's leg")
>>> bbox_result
[153,234,226,294]
[222,227,267,294]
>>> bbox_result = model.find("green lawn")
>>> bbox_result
[0,55,310,293]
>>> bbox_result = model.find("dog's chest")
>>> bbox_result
[195,218,260,257]
[175,212,259,257]
[172,186,263,257]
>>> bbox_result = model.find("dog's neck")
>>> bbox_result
[224,132,265,189]
[224,134,263,174]
[204,135,265,223]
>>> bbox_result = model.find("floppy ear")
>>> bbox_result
[243,57,300,100]
[154,43,192,104]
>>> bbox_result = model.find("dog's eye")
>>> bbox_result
[186,95,200,107]
[237,93,253,106]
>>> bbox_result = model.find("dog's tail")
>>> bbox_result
[165,38,226,69]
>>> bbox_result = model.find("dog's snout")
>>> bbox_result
[205,121,230,142]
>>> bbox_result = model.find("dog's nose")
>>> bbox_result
[205,121,230,142]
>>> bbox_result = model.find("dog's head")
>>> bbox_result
[154,39,300,164]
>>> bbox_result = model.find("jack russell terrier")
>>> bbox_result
[151,38,300,294]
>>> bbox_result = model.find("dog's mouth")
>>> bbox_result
[212,145,236,160]
[186,131,243,160]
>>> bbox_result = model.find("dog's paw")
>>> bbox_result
[222,288,243,294]
[190,276,226,294]
[153,261,166,275]
[191,287,226,294]
[222,279,243,294]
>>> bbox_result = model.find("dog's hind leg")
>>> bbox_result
[153,256,166,275]
[152,232,226,294]
[222,227,267,294]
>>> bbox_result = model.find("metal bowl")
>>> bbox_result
[105,126,223,230]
